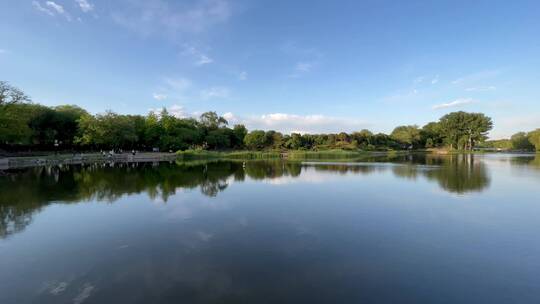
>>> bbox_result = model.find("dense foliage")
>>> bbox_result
[3,80,538,152]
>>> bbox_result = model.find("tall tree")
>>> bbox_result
[511,132,535,150]
[76,111,138,149]
[232,124,248,148]
[199,111,228,130]
[438,112,492,150]
[528,129,540,151]
[0,81,31,105]
[244,130,267,150]
[421,122,443,148]
[391,125,421,148]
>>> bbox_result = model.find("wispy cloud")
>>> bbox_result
[181,45,214,66]
[112,0,232,38]
[0,49,8,54]
[295,62,312,72]
[465,86,496,92]
[46,1,64,14]
[452,70,500,85]
[237,71,248,81]
[280,42,323,58]
[432,98,475,110]
[153,77,192,102]
[33,1,72,20]
[431,75,439,84]
[414,76,425,84]
[75,0,94,13]
[164,77,191,91]
[200,86,230,99]
[222,112,237,123]
[149,104,188,118]
[289,62,314,78]
[32,1,54,16]
[195,54,213,66]
[152,93,168,101]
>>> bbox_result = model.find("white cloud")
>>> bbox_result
[465,86,496,92]
[75,0,94,13]
[195,54,213,65]
[432,98,475,110]
[289,62,314,78]
[452,70,500,85]
[153,93,168,101]
[200,86,230,99]
[32,1,54,16]
[168,104,188,118]
[280,42,323,58]
[414,76,425,84]
[182,45,213,66]
[431,75,439,84]
[236,113,370,134]
[238,71,247,81]
[295,62,312,72]
[112,0,232,38]
[164,77,191,91]
[33,1,71,20]
[149,104,189,118]
[46,1,65,14]
[222,112,237,123]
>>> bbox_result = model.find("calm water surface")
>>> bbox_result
[1,154,540,303]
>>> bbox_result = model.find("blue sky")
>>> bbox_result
[0,0,539,138]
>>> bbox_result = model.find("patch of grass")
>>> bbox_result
[176,149,397,161]
[176,149,282,160]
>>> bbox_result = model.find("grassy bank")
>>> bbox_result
[176,149,400,160]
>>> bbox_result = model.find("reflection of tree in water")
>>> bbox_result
[303,154,491,194]
[244,161,301,180]
[310,163,380,175]
[509,154,540,168]
[421,154,491,194]
[0,155,495,238]
[0,160,304,238]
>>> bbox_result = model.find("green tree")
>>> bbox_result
[285,133,304,150]
[528,129,540,151]
[232,124,248,148]
[438,112,493,150]
[205,128,232,150]
[244,130,267,150]
[199,111,228,130]
[511,132,534,151]
[420,122,443,148]
[391,125,421,148]
[76,111,138,149]
[0,81,31,105]
[0,103,36,144]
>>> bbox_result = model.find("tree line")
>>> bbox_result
[484,131,540,151]
[1,80,538,152]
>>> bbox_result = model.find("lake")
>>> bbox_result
[1,153,540,303]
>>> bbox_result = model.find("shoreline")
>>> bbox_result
[0,152,177,170]
[2,150,538,170]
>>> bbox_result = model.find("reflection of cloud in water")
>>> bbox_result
[48,281,69,295]
[261,169,329,185]
[161,194,232,222]
[73,283,95,304]
[196,231,214,242]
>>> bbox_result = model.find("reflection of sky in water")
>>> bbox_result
[1,154,540,303]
